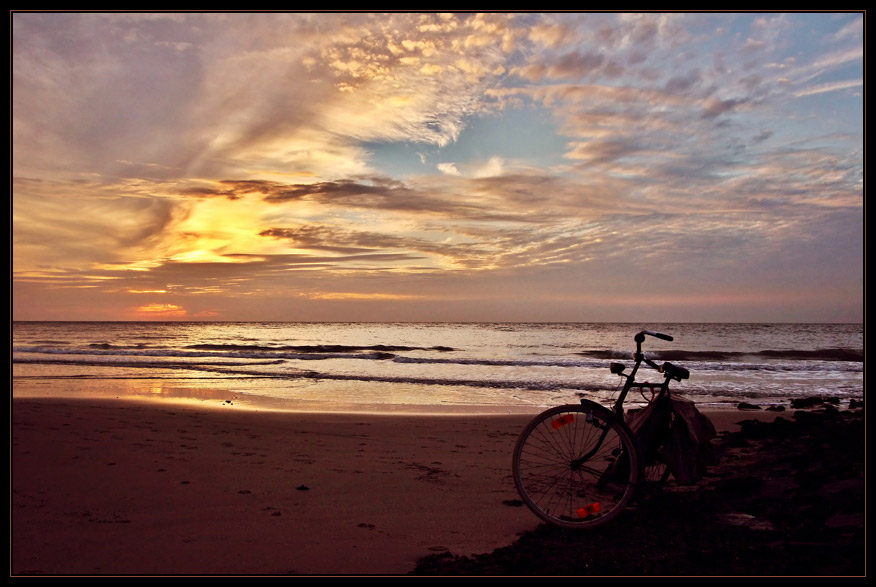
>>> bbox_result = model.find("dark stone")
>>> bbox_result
[737,402,761,411]
[714,475,766,494]
[790,396,824,409]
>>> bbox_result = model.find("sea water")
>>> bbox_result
[11,322,863,412]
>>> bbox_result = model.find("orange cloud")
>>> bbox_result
[306,292,424,301]
[132,303,188,318]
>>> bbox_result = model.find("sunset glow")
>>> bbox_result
[12,12,863,322]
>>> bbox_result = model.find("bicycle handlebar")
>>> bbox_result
[632,331,684,378]
[606,331,690,413]
[634,330,673,345]
[641,330,673,341]
[643,356,661,371]
[639,355,689,380]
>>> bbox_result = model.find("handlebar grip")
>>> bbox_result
[642,330,673,341]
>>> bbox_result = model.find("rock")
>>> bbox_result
[825,512,864,528]
[714,475,765,494]
[790,396,824,409]
[737,402,761,410]
[714,512,775,530]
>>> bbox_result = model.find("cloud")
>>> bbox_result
[811,46,864,70]
[12,178,179,267]
[132,303,188,318]
[527,20,580,49]
[12,13,863,321]
[258,222,502,270]
[793,78,863,97]
[512,50,608,81]
[12,13,518,182]
[254,176,547,223]
[833,16,863,41]
[437,162,462,176]
[751,129,773,144]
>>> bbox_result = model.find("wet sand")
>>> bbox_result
[12,397,852,576]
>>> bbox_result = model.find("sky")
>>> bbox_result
[11,12,864,323]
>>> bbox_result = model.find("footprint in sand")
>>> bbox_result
[263,506,282,517]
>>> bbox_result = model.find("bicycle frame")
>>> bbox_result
[606,330,686,418]
[570,330,683,470]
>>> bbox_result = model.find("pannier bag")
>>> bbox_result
[627,393,717,484]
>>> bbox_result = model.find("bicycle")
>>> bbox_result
[512,330,690,529]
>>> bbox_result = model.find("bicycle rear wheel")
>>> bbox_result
[512,404,639,529]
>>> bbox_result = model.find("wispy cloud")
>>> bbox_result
[794,78,863,97]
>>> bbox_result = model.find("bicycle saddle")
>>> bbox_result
[661,361,690,380]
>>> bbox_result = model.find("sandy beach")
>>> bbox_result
[11,398,541,575]
[11,396,863,576]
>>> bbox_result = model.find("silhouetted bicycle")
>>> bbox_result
[512,330,690,529]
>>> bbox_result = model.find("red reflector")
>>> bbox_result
[551,414,575,429]
[577,503,602,518]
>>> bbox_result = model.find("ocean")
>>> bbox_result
[11,322,863,413]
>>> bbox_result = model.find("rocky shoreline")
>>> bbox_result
[412,405,864,576]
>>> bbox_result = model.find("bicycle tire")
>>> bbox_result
[512,404,639,529]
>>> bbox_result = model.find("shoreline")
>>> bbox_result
[11,388,790,427]
[10,396,814,575]
[12,373,819,418]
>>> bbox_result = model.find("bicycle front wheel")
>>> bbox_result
[512,404,639,529]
